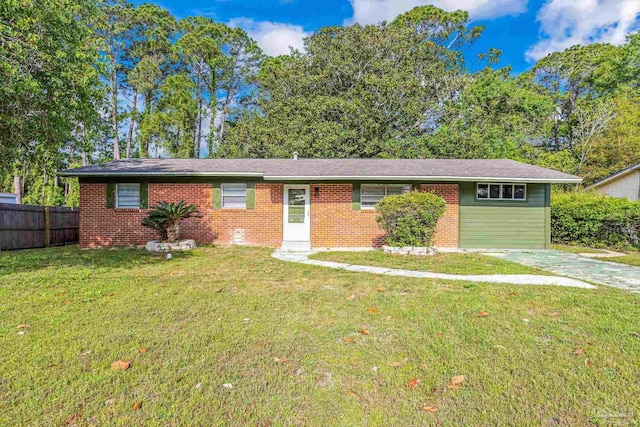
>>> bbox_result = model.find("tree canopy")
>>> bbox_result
[1,1,639,205]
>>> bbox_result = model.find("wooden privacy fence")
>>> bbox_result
[0,203,79,251]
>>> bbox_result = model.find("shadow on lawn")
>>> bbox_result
[0,244,193,275]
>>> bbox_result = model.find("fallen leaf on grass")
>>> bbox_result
[78,350,92,356]
[255,341,266,348]
[347,389,359,396]
[571,348,585,355]
[132,401,142,411]
[434,333,444,337]
[215,288,224,293]
[284,289,292,293]
[388,358,408,367]
[110,360,130,371]
[477,311,490,317]
[343,337,355,343]
[407,378,420,389]
[359,329,370,335]
[64,412,82,424]
[509,292,517,297]
[584,359,593,368]
[346,295,356,301]
[376,288,385,293]
[104,398,115,406]
[273,357,290,363]
[421,406,437,412]
[367,307,379,315]
[138,348,147,354]
[16,324,29,329]
[448,375,465,390]
[62,299,70,305]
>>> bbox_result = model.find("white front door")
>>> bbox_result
[283,185,311,245]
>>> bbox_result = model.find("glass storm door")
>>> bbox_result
[283,185,310,242]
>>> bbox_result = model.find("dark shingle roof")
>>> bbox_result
[59,158,581,183]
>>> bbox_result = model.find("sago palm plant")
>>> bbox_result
[141,201,201,242]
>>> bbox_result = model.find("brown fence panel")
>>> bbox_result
[0,203,79,250]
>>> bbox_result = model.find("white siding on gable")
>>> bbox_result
[0,193,18,204]
[593,171,640,201]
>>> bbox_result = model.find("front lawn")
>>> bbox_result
[310,250,548,275]
[1,246,639,426]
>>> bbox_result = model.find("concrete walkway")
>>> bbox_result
[272,250,596,289]
[487,251,640,293]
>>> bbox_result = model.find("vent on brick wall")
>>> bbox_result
[232,228,245,245]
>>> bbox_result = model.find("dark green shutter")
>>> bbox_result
[140,182,149,209]
[352,183,360,210]
[212,182,221,209]
[246,183,255,209]
[106,183,115,209]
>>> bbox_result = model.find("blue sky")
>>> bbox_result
[146,0,640,74]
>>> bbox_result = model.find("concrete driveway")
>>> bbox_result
[486,250,640,293]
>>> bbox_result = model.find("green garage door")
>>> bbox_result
[459,182,550,249]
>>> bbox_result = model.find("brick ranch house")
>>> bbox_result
[60,158,581,250]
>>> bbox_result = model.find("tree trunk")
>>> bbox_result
[195,95,203,158]
[126,88,137,158]
[111,60,121,160]
[140,92,152,158]
[13,175,21,204]
[166,222,180,242]
[208,99,216,157]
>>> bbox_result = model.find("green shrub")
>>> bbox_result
[375,191,446,247]
[551,191,640,249]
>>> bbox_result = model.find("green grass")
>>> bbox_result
[607,253,640,267]
[310,250,549,275]
[551,244,608,254]
[1,246,639,426]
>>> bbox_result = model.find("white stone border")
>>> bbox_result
[271,250,596,289]
[146,239,197,252]
[382,245,437,256]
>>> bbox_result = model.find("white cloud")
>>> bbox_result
[229,18,310,56]
[346,0,528,25]
[526,0,640,62]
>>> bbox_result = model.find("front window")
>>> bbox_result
[116,183,140,208]
[361,184,411,209]
[221,183,247,208]
[477,183,527,201]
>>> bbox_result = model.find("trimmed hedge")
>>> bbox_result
[551,191,640,249]
[375,191,446,247]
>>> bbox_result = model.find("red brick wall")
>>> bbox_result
[79,183,282,248]
[311,184,385,248]
[420,184,459,247]
[310,183,459,248]
[79,182,458,248]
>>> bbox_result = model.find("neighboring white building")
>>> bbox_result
[586,162,640,201]
[0,193,18,204]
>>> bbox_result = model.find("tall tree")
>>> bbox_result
[222,6,479,158]
[128,4,176,158]
[95,0,135,160]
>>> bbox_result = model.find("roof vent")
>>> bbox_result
[293,152,298,160]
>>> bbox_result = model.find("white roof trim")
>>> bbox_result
[263,175,582,183]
